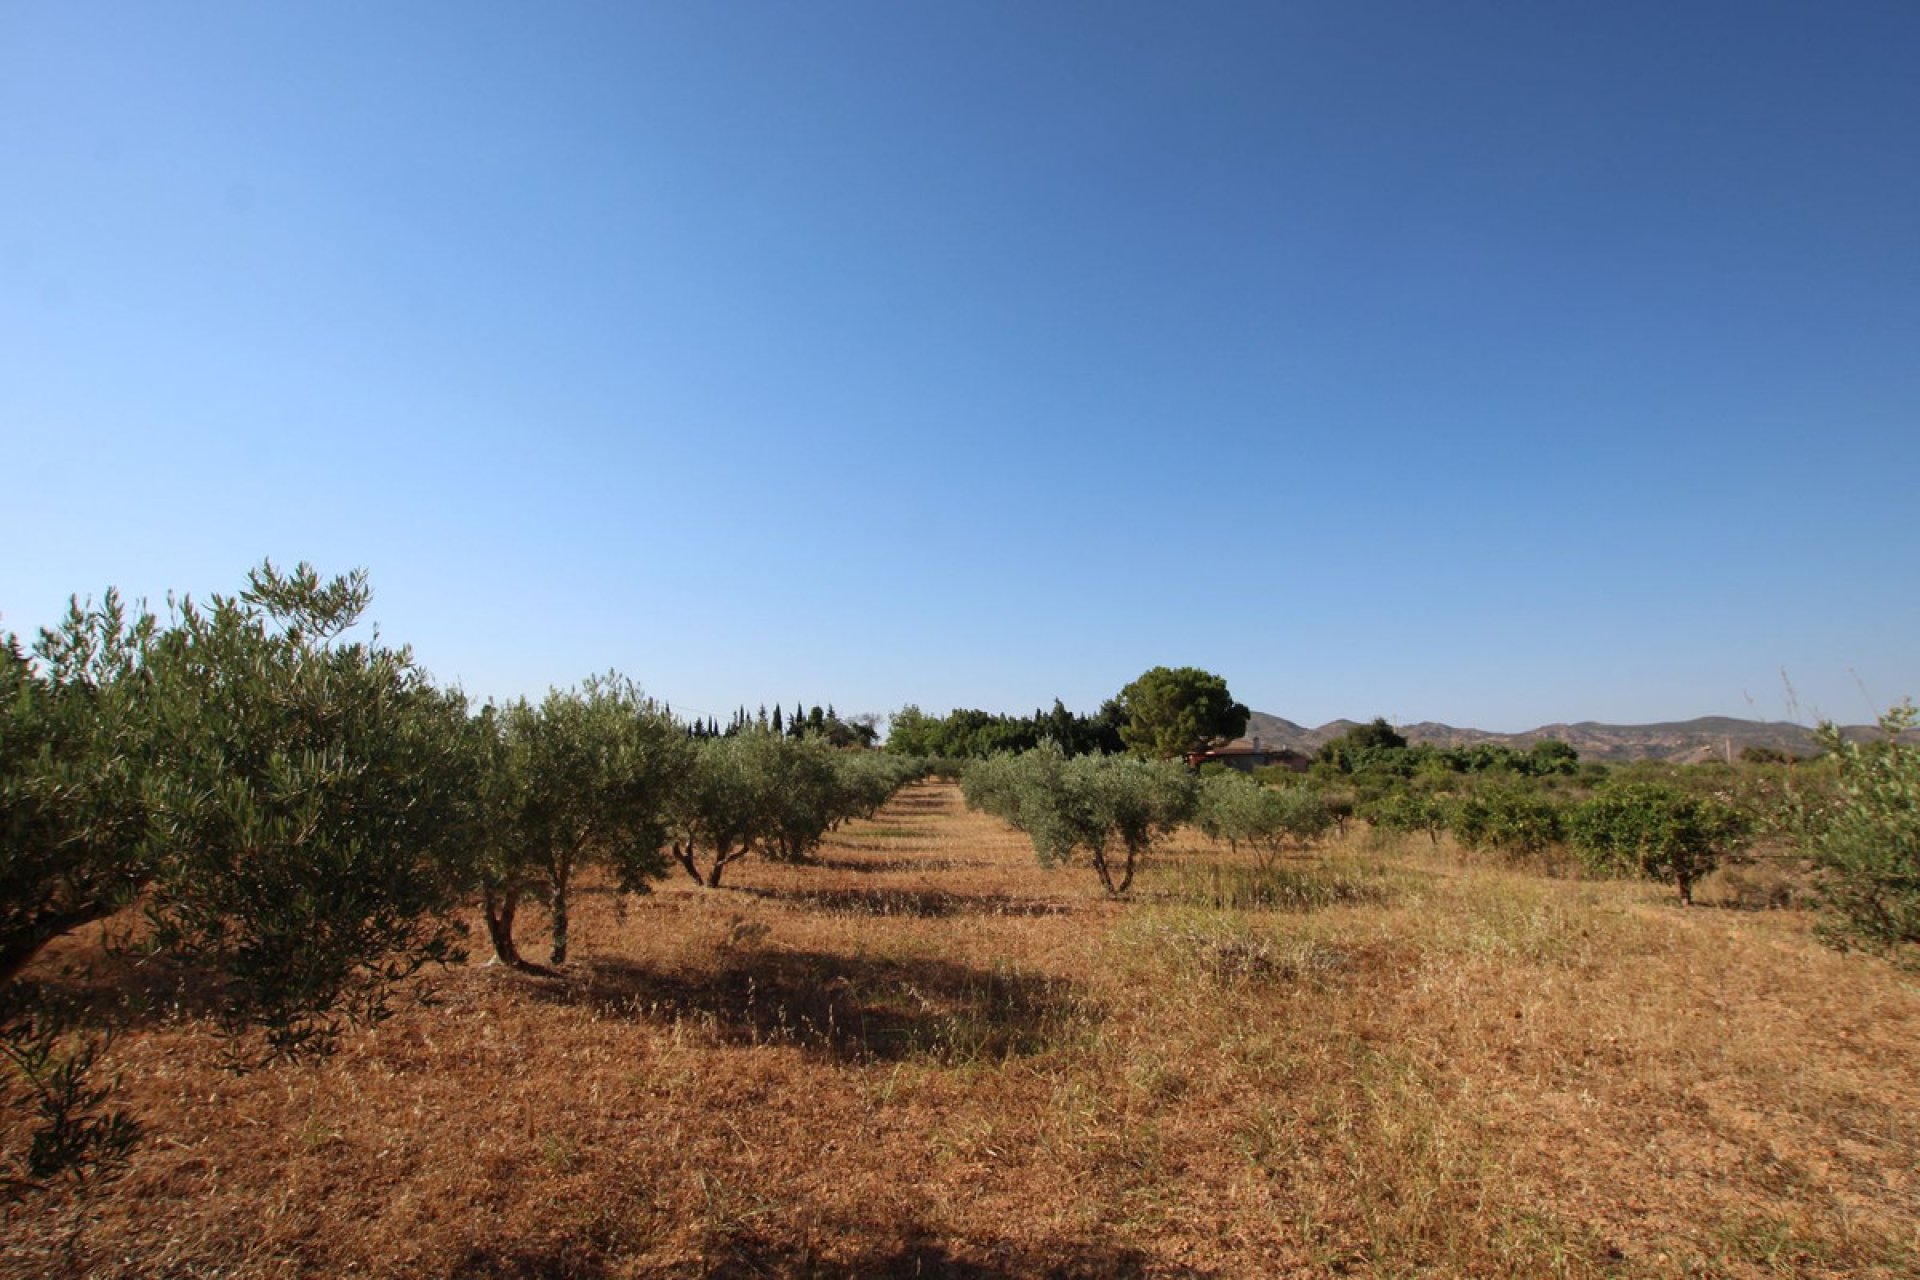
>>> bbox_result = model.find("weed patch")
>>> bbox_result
[1157,859,1396,912]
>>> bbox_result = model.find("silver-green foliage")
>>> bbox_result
[1197,772,1334,865]
[834,751,924,823]
[671,735,764,888]
[479,676,691,966]
[753,733,844,862]
[963,744,1196,895]
[958,752,1025,826]
[1807,702,1920,961]
[140,561,480,1055]
[2,596,151,1197]
[3,562,483,1189]
[669,734,919,886]
[1,593,156,987]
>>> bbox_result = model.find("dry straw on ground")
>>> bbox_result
[6,780,1918,1277]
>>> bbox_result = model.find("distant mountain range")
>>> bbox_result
[1240,711,1899,765]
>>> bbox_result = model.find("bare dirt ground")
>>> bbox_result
[7,780,1919,1277]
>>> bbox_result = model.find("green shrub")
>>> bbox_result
[1196,773,1333,864]
[141,562,478,1055]
[1449,787,1565,857]
[961,745,1195,895]
[1806,703,1920,962]
[1361,789,1448,845]
[1567,782,1748,905]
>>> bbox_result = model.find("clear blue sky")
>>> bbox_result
[4,2,1916,732]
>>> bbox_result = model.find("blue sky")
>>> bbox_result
[4,2,1916,732]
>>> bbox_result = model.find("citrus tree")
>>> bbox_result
[1567,782,1748,905]
[1449,785,1565,857]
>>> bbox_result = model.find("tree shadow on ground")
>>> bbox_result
[445,1228,1211,1279]
[728,885,1076,919]
[809,854,994,874]
[523,949,1090,1064]
[882,789,958,815]
[12,941,247,1035]
[448,1241,614,1280]
[704,1227,1215,1278]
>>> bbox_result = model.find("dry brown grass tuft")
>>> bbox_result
[6,780,1919,1277]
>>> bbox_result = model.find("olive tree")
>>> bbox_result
[5,560,495,1190]
[2,596,154,1198]
[958,752,1025,826]
[1197,771,1333,865]
[1806,703,1920,959]
[479,676,690,967]
[669,734,770,888]
[973,745,1196,896]
[2,594,157,987]
[752,734,843,863]
[139,561,480,1055]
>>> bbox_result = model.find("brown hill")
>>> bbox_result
[1242,710,1894,764]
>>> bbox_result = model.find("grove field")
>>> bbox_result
[9,780,1919,1278]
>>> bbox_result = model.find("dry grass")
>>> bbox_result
[6,780,1920,1277]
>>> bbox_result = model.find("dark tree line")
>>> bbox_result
[685,702,877,749]
[885,699,1126,760]
[1312,718,1581,779]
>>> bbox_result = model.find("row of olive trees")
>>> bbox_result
[962,751,1348,895]
[7,563,929,998]
[473,694,924,969]
[4,562,922,1195]
[961,739,1751,908]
